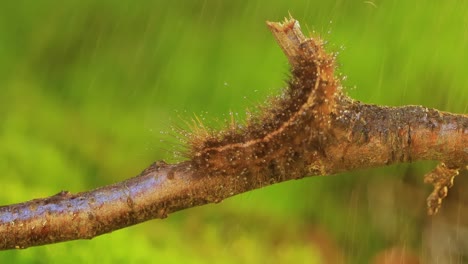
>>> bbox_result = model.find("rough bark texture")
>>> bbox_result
[0,18,467,250]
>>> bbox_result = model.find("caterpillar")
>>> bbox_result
[188,18,342,185]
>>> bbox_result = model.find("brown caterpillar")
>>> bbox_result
[188,18,342,185]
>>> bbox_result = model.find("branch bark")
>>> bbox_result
[1,18,467,250]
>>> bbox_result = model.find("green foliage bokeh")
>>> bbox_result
[0,1,467,263]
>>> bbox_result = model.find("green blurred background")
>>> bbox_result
[0,0,467,263]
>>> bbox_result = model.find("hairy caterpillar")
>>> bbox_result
[188,18,342,185]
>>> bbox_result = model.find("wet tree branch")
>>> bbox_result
[1,17,467,250]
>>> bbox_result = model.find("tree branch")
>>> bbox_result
[1,17,467,250]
